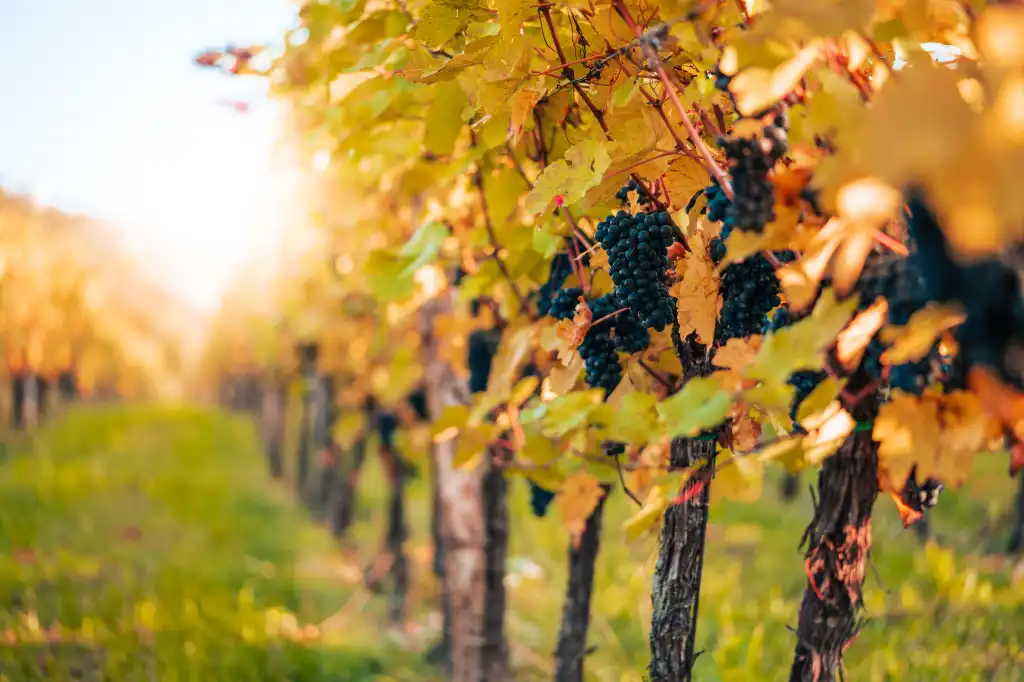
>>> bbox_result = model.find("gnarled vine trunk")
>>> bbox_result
[381,446,410,623]
[789,387,880,682]
[58,370,78,403]
[10,373,26,430]
[649,336,714,682]
[421,297,491,682]
[555,489,609,682]
[260,371,286,479]
[296,344,319,502]
[481,449,509,681]
[331,437,367,539]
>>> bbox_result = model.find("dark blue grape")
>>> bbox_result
[529,480,557,517]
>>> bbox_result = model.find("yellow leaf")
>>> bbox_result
[545,353,584,397]
[623,484,669,543]
[712,448,763,503]
[424,81,466,155]
[671,229,721,344]
[880,303,966,365]
[729,404,762,453]
[745,288,857,387]
[525,140,611,214]
[729,43,823,116]
[835,298,888,370]
[662,158,707,211]
[795,376,843,425]
[432,404,470,442]
[556,472,606,547]
[874,391,941,491]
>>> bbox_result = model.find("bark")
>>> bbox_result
[789,388,880,682]
[331,438,368,539]
[296,345,319,501]
[260,373,287,479]
[11,373,26,430]
[421,296,488,682]
[311,375,336,517]
[1008,473,1024,554]
[36,377,49,421]
[22,375,38,429]
[57,371,77,403]
[649,336,715,682]
[481,452,509,681]
[555,490,609,682]
[382,447,410,623]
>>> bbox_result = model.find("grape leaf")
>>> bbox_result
[880,302,965,365]
[711,448,763,503]
[525,139,611,214]
[657,377,733,438]
[623,483,670,543]
[556,471,606,548]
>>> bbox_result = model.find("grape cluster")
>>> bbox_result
[467,329,501,394]
[721,117,788,234]
[717,252,792,343]
[595,210,676,331]
[408,389,429,421]
[590,293,650,354]
[579,330,621,394]
[549,287,582,321]
[615,177,654,207]
[537,253,573,317]
[529,480,557,518]
[854,252,935,396]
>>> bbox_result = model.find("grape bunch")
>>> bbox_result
[537,253,573,317]
[615,177,654,207]
[589,293,650,354]
[717,252,793,343]
[467,329,502,394]
[854,252,935,396]
[721,116,788,234]
[548,287,582,321]
[595,210,676,332]
[529,480,557,517]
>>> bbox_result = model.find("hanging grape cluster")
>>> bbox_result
[615,177,654,207]
[715,251,793,343]
[721,115,788,234]
[595,210,676,332]
[536,253,573,317]
[854,251,937,396]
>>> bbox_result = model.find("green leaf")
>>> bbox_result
[656,377,733,438]
[423,81,466,155]
[520,433,560,466]
[365,250,416,301]
[525,139,611,214]
[399,221,449,276]
[595,392,659,444]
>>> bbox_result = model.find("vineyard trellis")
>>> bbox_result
[199,0,1024,680]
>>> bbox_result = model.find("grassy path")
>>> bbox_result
[0,405,1022,681]
[0,405,436,682]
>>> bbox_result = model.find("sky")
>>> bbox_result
[0,0,300,314]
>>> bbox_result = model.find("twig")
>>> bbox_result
[613,1,734,200]
[472,163,533,316]
[539,4,670,213]
[616,453,644,506]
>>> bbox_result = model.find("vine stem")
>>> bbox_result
[613,0,734,202]
[539,4,670,214]
[472,163,533,317]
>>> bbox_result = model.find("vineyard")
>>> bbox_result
[3,0,1024,680]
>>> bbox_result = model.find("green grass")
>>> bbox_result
[1,405,1022,681]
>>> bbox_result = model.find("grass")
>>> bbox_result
[1,404,1022,681]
